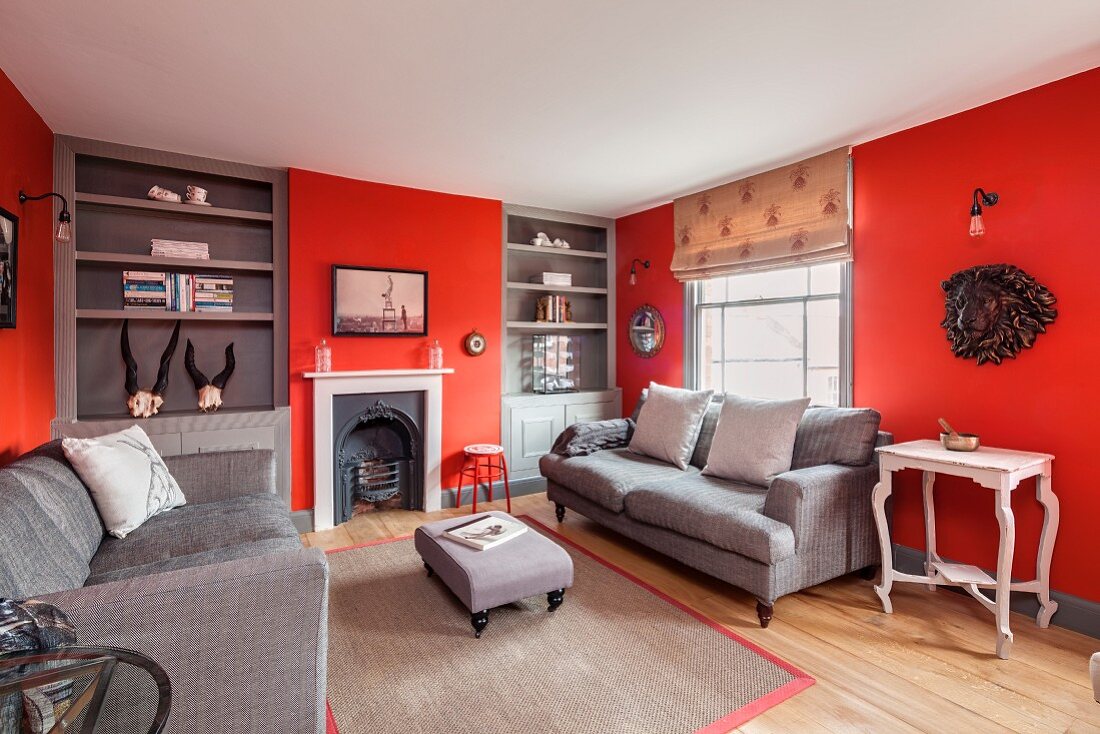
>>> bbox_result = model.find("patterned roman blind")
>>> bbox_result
[670,147,850,281]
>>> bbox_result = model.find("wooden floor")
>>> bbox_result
[303,493,1100,733]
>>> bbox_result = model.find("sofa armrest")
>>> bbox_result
[39,548,329,734]
[163,449,276,505]
[763,463,878,551]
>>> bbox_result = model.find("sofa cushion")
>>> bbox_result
[623,476,796,564]
[0,442,104,598]
[628,383,714,469]
[87,493,300,585]
[540,449,699,513]
[791,407,882,469]
[702,394,811,487]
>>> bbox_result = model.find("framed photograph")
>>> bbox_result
[0,206,18,329]
[333,265,428,336]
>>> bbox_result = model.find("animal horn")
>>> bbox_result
[184,339,209,389]
[210,343,235,390]
[151,321,181,395]
[121,320,140,396]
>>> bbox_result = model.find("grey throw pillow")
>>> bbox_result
[628,383,714,470]
[702,394,811,486]
[791,407,882,469]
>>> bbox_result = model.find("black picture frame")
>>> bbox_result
[332,264,429,336]
[0,205,18,330]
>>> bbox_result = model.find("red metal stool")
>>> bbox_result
[456,443,510,513]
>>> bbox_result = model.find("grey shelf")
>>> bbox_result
[76,309,274,321]
[76,251,274,272]
[506,243,607,260]
[506,321,608,330]
[506,282,607,295]
[75,192,273,222]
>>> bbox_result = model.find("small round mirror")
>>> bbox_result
[629,304,665,358]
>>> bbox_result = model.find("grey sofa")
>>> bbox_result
[541,400,891,627]
[0,440,329,734]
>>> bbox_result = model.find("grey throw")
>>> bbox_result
[551,418,635,457]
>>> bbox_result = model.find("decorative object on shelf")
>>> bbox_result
[121,319,181,418]
[552,237,570,249]
[464,329,487,356]
[937,417,979,452]
[940,263,1057,365]
[628,258,650,286]
[0,206,17,329]
[529,231,570,249]
[185,185,211,206]
[315,338,332,372]
[536,295,571,323]
[968,187,999,237]
[428,339,443,369]
[333,265,428,336]
[628,304,665,358]
[17,189,71,244]
[184,339,235,412]
[146,185,181,203]
[533,334,578,393]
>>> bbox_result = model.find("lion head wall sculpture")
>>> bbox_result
[940,263,1057,365]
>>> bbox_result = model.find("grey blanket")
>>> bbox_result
[551,418,635,457]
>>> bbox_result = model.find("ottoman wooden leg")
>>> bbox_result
[547,588,565,612]
[471,610,489,638]
[424,562,434,578]
[555,503,566,523]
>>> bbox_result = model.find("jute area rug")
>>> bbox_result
[325,516,812,734]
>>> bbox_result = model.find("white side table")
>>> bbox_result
[871,439,1058,660]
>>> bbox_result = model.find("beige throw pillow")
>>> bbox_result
[702,394,811,486]
[62,425,186,539]
[628,382,714,469]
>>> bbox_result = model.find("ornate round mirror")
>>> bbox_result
[629,304,665,358]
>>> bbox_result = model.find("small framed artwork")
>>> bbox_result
[0,206,17,329]
[333,265,428,336]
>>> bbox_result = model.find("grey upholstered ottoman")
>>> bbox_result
[414,511,574,638]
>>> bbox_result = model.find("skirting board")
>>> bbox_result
[894,544,1100,640]
[291,510,314,534]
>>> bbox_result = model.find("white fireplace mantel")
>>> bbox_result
[305,368,454,530]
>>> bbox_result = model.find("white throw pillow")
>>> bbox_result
[62,425,186,539]
[702,394,811,486]
[628,382,714,469]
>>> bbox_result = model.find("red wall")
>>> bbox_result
[288,169,502,511]
[615,203,684,414]
[0,69,54,463]
[853,67,1100,601]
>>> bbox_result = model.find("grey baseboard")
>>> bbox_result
[290,510,314,534]
[439,476,547,509]
[893,544,1100,640]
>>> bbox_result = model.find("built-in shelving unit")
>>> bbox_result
[505,242,608,259]
[51,136,293,514]
[505,321,608,330]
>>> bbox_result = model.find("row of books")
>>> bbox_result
[150,239,209,259]
[536,294,571,323]
[122,271,234,312]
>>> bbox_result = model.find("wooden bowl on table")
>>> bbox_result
[940,432,980,452]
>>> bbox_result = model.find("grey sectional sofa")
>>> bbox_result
[0,440,329,734]
[541,401,891,627]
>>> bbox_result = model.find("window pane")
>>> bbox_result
[698,307,722,391]
[724,302,803,361]
[700,277,727,304]
[807,299,840,406]
[809,262,843,295]
[724,361,804,400]
[725,268,809,301]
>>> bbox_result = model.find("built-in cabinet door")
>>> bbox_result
[508,405,566,473]
[565,401,618,426]
[181,426,276,454]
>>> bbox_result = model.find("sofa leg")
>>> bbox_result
[858,564,878,581]
[555,503,566,523]
[424,562,434,578]
[756,601,774,629]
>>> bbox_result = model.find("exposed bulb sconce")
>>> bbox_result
[629,258,650,286]
[969,187,999,238]
[19,190,72,244]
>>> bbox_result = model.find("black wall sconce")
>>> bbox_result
[629,258,650,286]
[19,190,72,243]
[969,187,998,238]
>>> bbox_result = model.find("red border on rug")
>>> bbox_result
[321,515,814,734]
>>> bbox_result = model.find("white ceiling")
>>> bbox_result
[2,2,1098,217]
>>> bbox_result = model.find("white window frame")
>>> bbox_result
[682,262,853,406]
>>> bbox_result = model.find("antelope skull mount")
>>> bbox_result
[121,320,181,418]
[184,340,236,412]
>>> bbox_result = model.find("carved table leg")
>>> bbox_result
[872,470,895,614]
[424,562,434,578]
[756,601,774,629]
[471,610,489,638]
[555,503,566,523]
[994,487,1016,660]
[922,470,939,591]
[1035,472,1060,628]
[547,589,565,612]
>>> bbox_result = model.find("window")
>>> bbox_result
[690,262,850,406]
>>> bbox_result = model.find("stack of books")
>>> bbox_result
[194,275,234,312]
[123,271,168,310]
[529,272,572,287]
[443,515,528,551]
[151,240,210,259]
[537,294,570,323]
